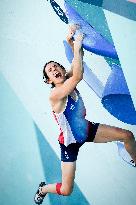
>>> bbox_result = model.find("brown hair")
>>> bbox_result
[43,60,66,88]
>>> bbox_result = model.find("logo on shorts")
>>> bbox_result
[65,151,69,159]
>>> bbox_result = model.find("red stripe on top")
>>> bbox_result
[58,132,64,144]
[53,111,64,144]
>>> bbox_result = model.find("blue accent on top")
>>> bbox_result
[64,90,89,143]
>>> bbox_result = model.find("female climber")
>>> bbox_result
[34,25,136,204]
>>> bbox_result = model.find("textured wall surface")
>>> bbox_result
[0,1,136,205]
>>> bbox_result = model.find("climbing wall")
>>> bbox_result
[0,0,136,205]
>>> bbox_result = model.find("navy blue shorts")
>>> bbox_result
[59,122,99,162]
